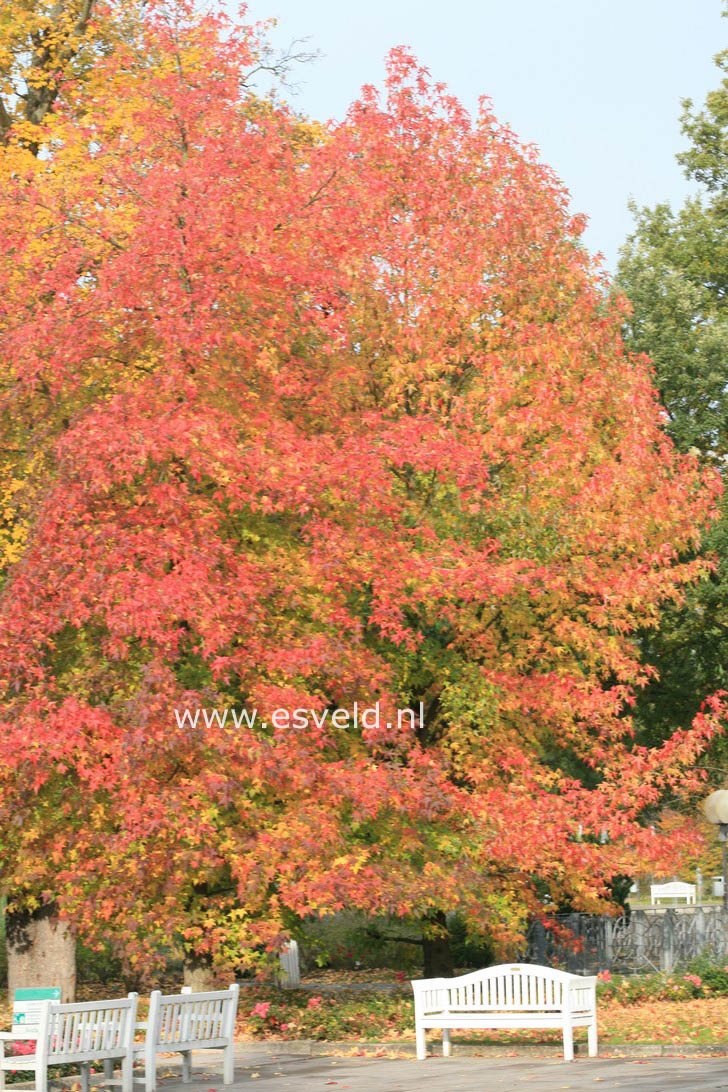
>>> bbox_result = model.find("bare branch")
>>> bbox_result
[240,38,320,96]
[301,168,338,211]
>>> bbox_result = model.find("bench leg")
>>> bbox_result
[588,1020,598,1057]
[36,1065,47,1092]
[442,1029,451,1058]
[562,1020,574,1062]
[103,1059,114,1083]
[181,1051,192,1083]
[415,1025,427,1060]
[121,1052,133,1092]
[223,1043,234,1085]
[80,1062,91,1092]
[144,1041,156,1092]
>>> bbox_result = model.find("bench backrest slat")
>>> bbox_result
[151,986,239,1047]
[49,1000,130,1057]
[447,969,563,1011]
[36,995,137,1065]
[419,964,583,1013]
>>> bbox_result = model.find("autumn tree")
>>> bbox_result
[0,0,157,997]
[0,0,724,985]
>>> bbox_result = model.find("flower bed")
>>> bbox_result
[238,988,728,1046]
[240,988,413,1040]
[596,962,728,1004]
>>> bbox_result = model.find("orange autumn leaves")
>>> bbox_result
[0,1,723,974]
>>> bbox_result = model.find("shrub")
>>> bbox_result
[240,986,413,1041]
[682,956,728,995]
[595,960,728,1005]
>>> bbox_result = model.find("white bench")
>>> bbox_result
[0,994,138,1092]
[133,985,239,1092]
[412,963,597,1061]
[650,881,696,905]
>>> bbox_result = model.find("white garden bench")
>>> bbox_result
[412,963,597,1061]
[132,985,239,1092]
[0,993,138,1092]
[650,881,696,905]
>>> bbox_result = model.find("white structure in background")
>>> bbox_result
[279,940,301,987]
[650,881,696,906]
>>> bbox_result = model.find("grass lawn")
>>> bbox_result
[598,997,728,1045]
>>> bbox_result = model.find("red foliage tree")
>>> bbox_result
[0,2,722,977]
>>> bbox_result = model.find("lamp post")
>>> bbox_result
[702,790,728,910]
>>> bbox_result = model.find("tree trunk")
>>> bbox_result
[183,953,216,991]
[422,910,454,977]
[6,903,76,1001]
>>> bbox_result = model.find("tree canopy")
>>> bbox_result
[0,0,724,977]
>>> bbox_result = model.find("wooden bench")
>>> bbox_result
[0,994,138,1092]
[411,963,597,1061]
[132,985,240,1092]
[650,881,696,905]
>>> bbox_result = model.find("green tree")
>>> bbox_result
[617,13,728,752]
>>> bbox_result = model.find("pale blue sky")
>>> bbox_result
[241,0,726,273]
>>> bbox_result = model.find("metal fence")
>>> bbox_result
[526,907,728,974]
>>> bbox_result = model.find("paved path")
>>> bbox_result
[151,1046,728,1091]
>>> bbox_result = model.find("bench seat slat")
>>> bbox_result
[418,1013,597,1028]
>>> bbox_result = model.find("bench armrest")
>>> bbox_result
[411,979,449,1012]
[567,977,597,1011]
[0,1031,38,1040]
